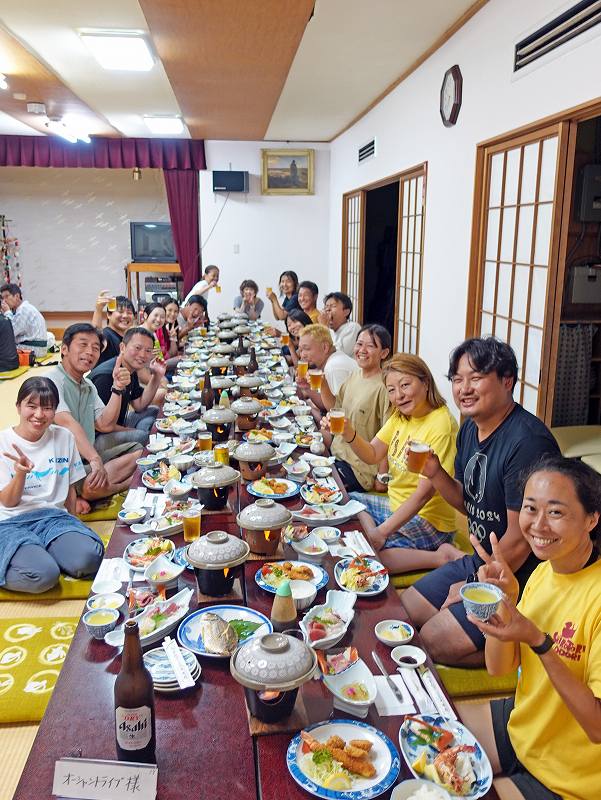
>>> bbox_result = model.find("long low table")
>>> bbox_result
[14,440,499,800]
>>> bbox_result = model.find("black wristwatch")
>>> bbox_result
[530,633,554,655]
[111,386,125,397]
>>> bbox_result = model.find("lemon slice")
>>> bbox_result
[323,773,352,790]
[412,749,428,774]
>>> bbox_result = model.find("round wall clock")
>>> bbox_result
[440,65,463,127]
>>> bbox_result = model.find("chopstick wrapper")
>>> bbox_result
[400,668,438,714]
[374,675,415,716]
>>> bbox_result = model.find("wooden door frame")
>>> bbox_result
[341,163,427,340]
[465,96,601,424]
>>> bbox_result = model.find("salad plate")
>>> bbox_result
[247,477,300,500]
[255,561,328,594]
[105,587,193,649]
[292,500,366,527]
[399,715,492,799]
[141,464,181,490]
[299,590,356,649]
[177,604,272,659]
[287,719,400,800]
[334,557,389,596]
[300,479,343,506]
[123,536,175,572]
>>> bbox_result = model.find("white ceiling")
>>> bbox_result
[0,0,482,141]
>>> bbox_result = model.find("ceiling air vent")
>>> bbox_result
[515,0,601,71]
[358,139,376,164]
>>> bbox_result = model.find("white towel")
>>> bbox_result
[374,674,416,716]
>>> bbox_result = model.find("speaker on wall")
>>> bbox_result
[212,170,249,193]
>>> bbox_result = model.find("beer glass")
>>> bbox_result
[107,297,117,312]
[198,433,212,451]
[297,361,309,380]
[199,326,207,336]
[266,286,272,295]
[308,370,323,391]
[215,285,222,294]
[183,508,201,542]
[329,409,345,435]
[214,444,230,465]
[196,376,205,391]
[281,333,290,346]
[405,440,430,473]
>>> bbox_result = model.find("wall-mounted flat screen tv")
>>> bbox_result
[130,222,176,263]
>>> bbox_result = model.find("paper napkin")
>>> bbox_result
[374,674,416,716]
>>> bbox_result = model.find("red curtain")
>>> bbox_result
[163,169,201,294]
[0,135,206,169]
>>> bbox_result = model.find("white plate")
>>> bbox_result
[247,478,300,500]
[300,590,356,649]
[287,719,400,800]
[293,500,366,527]
[300,480,344,506]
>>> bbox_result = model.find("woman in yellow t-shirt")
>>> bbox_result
[457,455,601,800]
[335,353,463,573]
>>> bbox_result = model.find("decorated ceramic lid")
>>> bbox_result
[217,312,232,321]
[190,461,240,488]
[202,407,236,425]
[230,397,262,416]
[218,331,237,341]
[233,440,274,463]
[233,324,251,335]
[218,318,236,328]
[187,530,249,570]
[208,355,231,367]
[214,343,235,355]
[233,354,251,366]
[236,375,263,389]
[230,632,317,692]
[210,376,235,390]
[233,311,249,320]
[236,498,293,530]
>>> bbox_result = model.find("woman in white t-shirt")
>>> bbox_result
[0,377,103,594]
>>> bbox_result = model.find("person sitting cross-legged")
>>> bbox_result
[89,327,165,448]
[0,377,104,594]
[47,323,142,515]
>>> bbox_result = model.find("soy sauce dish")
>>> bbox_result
[391,644,426,669]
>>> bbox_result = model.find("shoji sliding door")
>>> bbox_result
[467,123,572,421]
[341,191,365,323]
[395,166,426,354]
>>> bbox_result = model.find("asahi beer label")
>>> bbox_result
[115,706,152,750]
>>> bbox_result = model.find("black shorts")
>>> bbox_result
[334,460,365,494]
[412,554,486,649]
[491,697,562,800]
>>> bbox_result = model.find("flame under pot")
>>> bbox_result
[197,484,230,511]
[193,563,241,597]
[239,460,267,481]
[205,420,232,443]
[243,526,283,556]
[245,687,298,723]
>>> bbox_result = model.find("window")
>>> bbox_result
[396,168,426,353]
[342,191,364,322]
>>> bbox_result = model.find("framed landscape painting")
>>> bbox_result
[261,148,314,195]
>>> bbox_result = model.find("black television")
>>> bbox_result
[130,222,176,263]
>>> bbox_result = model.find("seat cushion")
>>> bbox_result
[435,664,517,697]
[551,425,601,457]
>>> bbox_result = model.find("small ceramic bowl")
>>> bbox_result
[390,644,427,670]
[144,554,185,591]
[163,479,193,501]
[312,526,341,544]
[282,386,297,397]
[375,619,415,646]
[117,508,147,526]
[323,658,377,709]
[291,533,329,564]
[292,405,312,417]
[86,592,127,614]
[460,581,503,621]
[312,466,333,479]
[83,607,119,639]
[289,579,317,610]
[90,578,122,595]
[147,438,170,454]
[168,453,195,472]
[283,461,310,481]
[391,779,450,800]
[136,454,159,469]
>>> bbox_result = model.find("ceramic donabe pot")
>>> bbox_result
[187,530,249,597]
[232,440,274,480]
[217,330,237,342]
[208,356,230,376]
[230,632,317,722]
[236,498,292,556]
[189,462,240,510]
[230,397,263,431]
[233,354,251,377]
[213,343,235,356]
[201,407,236,443]
[236,374,264,398]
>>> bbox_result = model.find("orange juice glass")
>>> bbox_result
[214,444,230,465]
[215,285,222,294]
[183,508,201,542]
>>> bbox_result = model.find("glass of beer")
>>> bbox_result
[297,361,309,380]
[266,286,272,295]
[281,333,290,346]
[214,444,230,465]
[405,440,430,474]
[107,297,117,312]
[199,326,207,336]
[215,285,222,294]
[330,408,345,435]
[308,369,323,391]
[198,433,212,451]
[196,376,205,391]
[183,508,201,542]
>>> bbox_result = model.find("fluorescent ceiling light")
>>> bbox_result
[45,119,77,143]
[80,30,154,71]
[144,116,184,135]
[62,113,92,143]
[45,117,91,144]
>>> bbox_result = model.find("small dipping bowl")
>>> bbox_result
[169,453,195,472]
[83,607,119,639]
[391,644,427,669]
[375,619,414,646]
[136,455,159,469]
[391,778,450,800]
[86,593,126,614]
[118,508,147,526]
[291,534,328,565]
[312,466,332,479]
[289,580,317,611]
[460,581,503,621]
[312,526,341,544]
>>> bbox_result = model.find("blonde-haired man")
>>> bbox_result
[297,324,357,410]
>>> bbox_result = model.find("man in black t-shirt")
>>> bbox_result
[403,337,559,666]
[92,294,136,366]
[0,315,19,372]
[89,327,164,447]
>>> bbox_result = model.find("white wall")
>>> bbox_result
[200,140,330,322]
[328,0,601,401]
[0,167,169,311]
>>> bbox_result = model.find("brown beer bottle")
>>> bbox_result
[247,347,259,375]
[201,370,214,410]
[233,335,245,359]
[114,619,156,763]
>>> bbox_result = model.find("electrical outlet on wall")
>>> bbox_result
[233,243,240,254]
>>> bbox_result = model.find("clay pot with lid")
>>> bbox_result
[236,374,264,398]
[213,343,235,356]
[208,355,230,376]
[218,329,237,342]
[201,406,236,442]
[236,498,292,556]
[230,396,263,431]
[230,631,317,722]
[232,440,274,481]
[187,530,249,597]
[189,461,240,509]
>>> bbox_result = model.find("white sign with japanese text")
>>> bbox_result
[52,757,157,800]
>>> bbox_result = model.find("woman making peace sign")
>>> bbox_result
[457,455,601,800]
[0,377,103,594]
